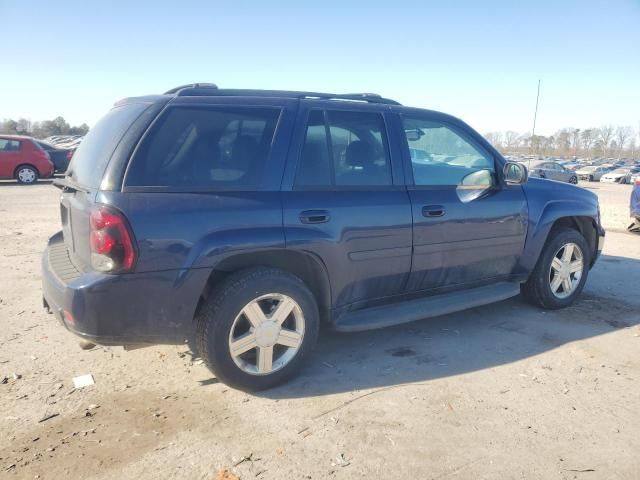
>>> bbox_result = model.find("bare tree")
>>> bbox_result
[570,128,581,156]
[596,125,615,156]
[484,132,503,148]
[614,126,634,157]
[554,129,571,154]
[484,125,638,159]
[16,118,31,134]
[581,129,596,157]
[504,130,520,149]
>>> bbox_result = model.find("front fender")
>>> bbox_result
[518,180,599,274]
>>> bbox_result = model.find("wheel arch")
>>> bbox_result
[521,200,599,273]
[13,163,40,178]
[195,249,332,323]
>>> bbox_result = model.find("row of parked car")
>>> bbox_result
[0,134,81,183]
[575,164,640,184]
[504,155,640,185]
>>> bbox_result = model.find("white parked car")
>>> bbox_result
[600,168,633,184]
[576,165,608,182]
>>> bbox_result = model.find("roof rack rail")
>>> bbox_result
[161,86,400,105]
[164,83,218,95]
[301,92,400,105]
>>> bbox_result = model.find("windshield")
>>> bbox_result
[580,166,597,172]
[612,168,629,174]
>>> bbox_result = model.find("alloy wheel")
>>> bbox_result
[548,242,583,299]
[228,293,305,375]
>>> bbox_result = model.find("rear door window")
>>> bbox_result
[126,106,281,189]
[67,103,150,188]
[0,139,21,151]
[295,109,392,187]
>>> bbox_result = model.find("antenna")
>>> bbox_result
[530,79,541,169]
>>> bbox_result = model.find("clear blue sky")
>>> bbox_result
[1,0,639,135]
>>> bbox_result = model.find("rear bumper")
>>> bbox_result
[41,232,207,346]
[40,163,55,178]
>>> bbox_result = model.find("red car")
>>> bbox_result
[0,135,55,184]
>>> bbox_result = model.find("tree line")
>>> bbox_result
[484,125,638,158]
[0,117,89,139]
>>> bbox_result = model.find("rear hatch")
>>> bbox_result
[58,103,152,271]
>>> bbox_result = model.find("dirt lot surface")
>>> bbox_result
[1,179,639,479]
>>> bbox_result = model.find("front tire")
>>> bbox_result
[569,176,578,184]
[588,175,594,182]
[195,268,319,391]
[15,165,38,184]
[521,228,590,309]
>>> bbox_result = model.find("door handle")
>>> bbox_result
[422,205,445,217]
[299,210,330,224]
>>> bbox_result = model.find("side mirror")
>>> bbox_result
[405,129,423,141]
[456,169,495,203]
[503,161,528,185]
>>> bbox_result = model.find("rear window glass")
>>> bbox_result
[126,106,281,189]
[67,103,149,188]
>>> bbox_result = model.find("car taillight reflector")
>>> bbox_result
[89,206,136,272]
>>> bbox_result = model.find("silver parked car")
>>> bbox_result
[528,161,578,184]
[600,168,634,184]
[575,165,608,182]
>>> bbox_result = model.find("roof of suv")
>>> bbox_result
[115,83,402,107]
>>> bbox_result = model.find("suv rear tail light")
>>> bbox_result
[89,206,137,272]
[66,150,74,161]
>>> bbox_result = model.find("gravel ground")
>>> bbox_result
[0,179,639,480]
[580,180,634,233]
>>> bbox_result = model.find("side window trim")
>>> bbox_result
[400,113,498,188]
[322,110,337,184]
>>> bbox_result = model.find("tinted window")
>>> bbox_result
[403,117,494,186]
[127,106,280,189]
[0,139,21,152]
[296,109,392,187]
[68,103,149,188]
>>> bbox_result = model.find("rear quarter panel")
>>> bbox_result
[98,190,285,273]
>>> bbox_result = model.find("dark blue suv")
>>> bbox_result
[42,84,605,390]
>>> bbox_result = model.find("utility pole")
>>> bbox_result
[531,79,541,157]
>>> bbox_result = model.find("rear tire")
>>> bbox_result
[521,228,590,309]
[15,165,38,184]
[195,268,319,391]
[569,176,578,184]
